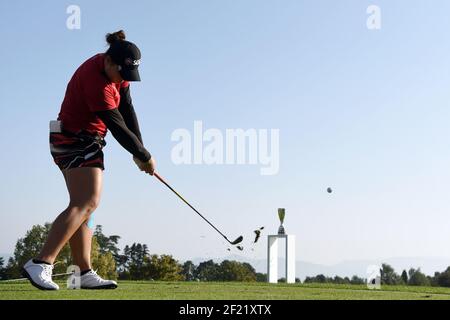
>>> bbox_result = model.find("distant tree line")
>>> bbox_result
[303,263,450,287]
[304,275,366,285]
[1,224,450,287]
[0,224,263,282]
[0,224,117,280]
[379,263,450,287]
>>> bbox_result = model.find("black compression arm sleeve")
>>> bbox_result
[119,86,143,143]
[96,108,151,162]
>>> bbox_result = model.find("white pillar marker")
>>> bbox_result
[267,208,296,284]
[267,235,296,284]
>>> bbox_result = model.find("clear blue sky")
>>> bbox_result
[1,1,450,266]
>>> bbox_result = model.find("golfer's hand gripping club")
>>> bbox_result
[134,156,156,175]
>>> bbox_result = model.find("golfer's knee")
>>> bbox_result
[69,198,100,216]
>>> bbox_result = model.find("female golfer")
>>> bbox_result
[22,30,155,290]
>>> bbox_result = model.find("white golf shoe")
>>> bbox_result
[22,259,59,291]
[69,270,117,289]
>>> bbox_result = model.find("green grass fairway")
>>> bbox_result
[1,281,450,300]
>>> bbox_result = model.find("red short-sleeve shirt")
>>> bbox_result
[58,54,129,137]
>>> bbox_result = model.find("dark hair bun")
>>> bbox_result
[106,30,126,45]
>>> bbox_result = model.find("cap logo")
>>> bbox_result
[125,58,141,66]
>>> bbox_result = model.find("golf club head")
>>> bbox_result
[230,236,243,245]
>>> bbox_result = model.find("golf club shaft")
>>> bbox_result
[154,172,232,243]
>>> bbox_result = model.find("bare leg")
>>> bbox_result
[69,223,93,271]
[60,170,94,271]
[37,167,103,264]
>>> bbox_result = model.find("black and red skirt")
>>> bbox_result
[50,129,107,171]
